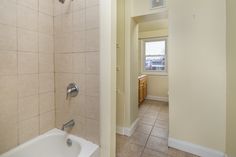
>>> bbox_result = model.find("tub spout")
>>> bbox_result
[61,120,75,131]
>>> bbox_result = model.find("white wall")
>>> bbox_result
[169,0,226,152]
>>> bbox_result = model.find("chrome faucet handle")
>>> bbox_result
[66,83,79,99]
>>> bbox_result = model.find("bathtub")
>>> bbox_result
[0,129,99,157]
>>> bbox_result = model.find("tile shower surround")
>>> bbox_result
[0,0,100,154]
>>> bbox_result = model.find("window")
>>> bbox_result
[142,38,167,74]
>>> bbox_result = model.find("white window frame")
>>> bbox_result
[141,37,168,76]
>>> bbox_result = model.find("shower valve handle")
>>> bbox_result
[66,83,79,99]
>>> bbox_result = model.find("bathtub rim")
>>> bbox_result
[0,128,99,157]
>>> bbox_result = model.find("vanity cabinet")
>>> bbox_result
[138,75,147,104]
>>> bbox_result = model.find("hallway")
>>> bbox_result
[116,100,198,157]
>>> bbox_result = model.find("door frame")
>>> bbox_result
[99,0,117,157]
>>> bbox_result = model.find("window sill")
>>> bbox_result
[141,72,168,76]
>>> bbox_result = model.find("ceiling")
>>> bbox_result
[138,19,168,32]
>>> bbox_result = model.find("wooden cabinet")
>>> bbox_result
[138,75,147,104]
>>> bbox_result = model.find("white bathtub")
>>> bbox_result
[0,129,99,157]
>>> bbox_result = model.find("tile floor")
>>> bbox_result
[116,100,199,157]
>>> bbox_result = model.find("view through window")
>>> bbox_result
[144,39,167,73]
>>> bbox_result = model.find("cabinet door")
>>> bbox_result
[143,82,147,98]
[139,84,144,103]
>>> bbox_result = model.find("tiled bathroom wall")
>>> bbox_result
[53,0,100,144]
[0,0,55,153]
[0,0,99,154]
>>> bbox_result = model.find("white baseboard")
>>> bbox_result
[168,138,225,157]
[116,118,139,136]
[146,95,169,102]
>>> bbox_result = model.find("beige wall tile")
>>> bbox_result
[0,99,18,121]
[72,74,86,95]
[18,74,38,98]
[73,0,85,11]
[0,120,18,154]
[39,73,54,93]
[19,95,39,121]
[39,92,55,114]
[17,5,38,31]
[55,54,73,72]
[86,29,99,52]
[73,9,85,31]
[71,115,86,137]
[85,52,99,74]
[54,15,62,35]
[0,24,17,51]
[72,53,85,73]
[55,73,72,92]
[0,0,58,153]
[73,31,86,52]
[17,0,38,10]
[39,33,54,53]
[85,118,99,144]
[18,53,38,74]
[86,6,99,29]
[40,111,55,134]
[54,33,73,53]
[18,29,38,52]
[70,95,86,117]
[62,12,73,33]
[0,53,17,75]
[85,96,99,120]
[39,0,53,16]
[0,75,18,101]
[55,109,70,128]
[38,13,53,35]
[53,0,63,16]
[86,74,99,96]
[86,0,99,7]
[0,1,16,26]
[61,0,73,14]
[55,92,69,111]
[19,117,39,144]
[39,54,54,73]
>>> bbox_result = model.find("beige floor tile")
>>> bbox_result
[158,112,169,121]
[155,120,169,129]
[139,116,156,125]
[130,131,149,146]
[136,123,153,135]
[116,100,199,157]
[151,127,168,139]
[118,143,144,157]
[146,136,168,153]
[142,148,168,157]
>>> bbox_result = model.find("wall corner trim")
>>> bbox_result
[146,95,169,102]
[168,138,225,157]
[116,118,139,136]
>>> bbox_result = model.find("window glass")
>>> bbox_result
[143,39,167,73]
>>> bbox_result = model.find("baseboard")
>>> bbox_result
[225,154,233,157]
[146,95,169,102]
[116,118,139,137]
[116,126,125,135]
[168,138,225,157]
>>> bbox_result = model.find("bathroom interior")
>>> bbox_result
[1,0,236,157]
